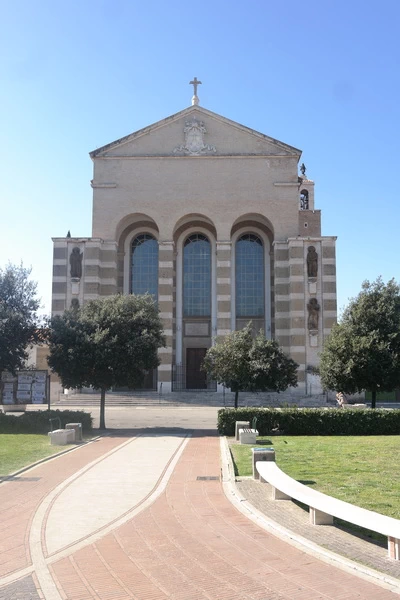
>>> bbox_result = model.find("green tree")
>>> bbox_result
[203,324,298,408]
[47,294,165,428]
[319,278,400,408]
[0,263,41,374]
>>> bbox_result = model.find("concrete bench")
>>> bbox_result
[256,459,400,560]
[48,428,75,445]
[66,422,83,441]
[235,421,250,441]
[239,417,259,445]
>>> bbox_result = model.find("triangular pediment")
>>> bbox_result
[90,106,301,159]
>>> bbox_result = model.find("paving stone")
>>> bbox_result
[0,575,41,600]
[236,476,400,581]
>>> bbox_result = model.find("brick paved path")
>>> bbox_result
[0,435,128,579]
[0,432,397,599]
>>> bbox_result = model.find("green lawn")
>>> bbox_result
[0,434,67,476]
[230,436,400,519]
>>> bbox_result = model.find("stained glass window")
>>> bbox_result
[183,234,211,316]
[131,234,158,299]
[235,234,264,317]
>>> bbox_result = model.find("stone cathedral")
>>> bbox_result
[51,82,337,396]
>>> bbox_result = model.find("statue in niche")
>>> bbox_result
[71,298,80,311]
[300,189,309,210]
[307,246,318,278]
[307,298,320,331]
[70,247,83,279]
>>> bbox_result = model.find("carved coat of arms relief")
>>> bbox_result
[173,117,216,156]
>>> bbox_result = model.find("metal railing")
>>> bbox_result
[171,364,217,392]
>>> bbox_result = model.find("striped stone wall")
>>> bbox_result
[51,238,117,316]
[273,236,337,391]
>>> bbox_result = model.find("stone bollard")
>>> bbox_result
[235,421,250,441]
[66,422,83,442]
[252,447,275,480]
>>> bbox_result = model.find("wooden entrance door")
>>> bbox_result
[186,348,207,390]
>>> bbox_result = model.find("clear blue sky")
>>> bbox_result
[1,0,399,316]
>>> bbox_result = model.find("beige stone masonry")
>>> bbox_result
[52,265,67,277]
[84,282,100,295]
[84,264,100,277]
[99,284,116,296]
[298,209,321,237]
[275,283,290,296]
[275,248,289,261]
[323,281,336,293]
[84,247,101,260]
[52,299,66,312]
[289,246,303,259]
[323,299,337,311]
[53,247,67,259]
[52,282,67,294]
[323,263,336,276]
[322,245,336,259]
[290,281,304,294]
[275,266,290,278]
[100,249,116,262]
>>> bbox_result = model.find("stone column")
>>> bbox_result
[52,239,68,315]
[273,241,290,355]
[99,242,118,296]
[216,241,232,338]
[321,238,337,340]
[288,239,307,390]
[83,240,118,301]
[158,240,175,392]
[215,241,232,392]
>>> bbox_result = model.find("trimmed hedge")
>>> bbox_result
[0,410,93,434]
[218,407,400,436]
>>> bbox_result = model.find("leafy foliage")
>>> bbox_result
[320,278,400,408]
[203,324,298,408]
[48,294,165,428]
[0,409,92,434]
[0,263,41,374]
[218,407,400,436]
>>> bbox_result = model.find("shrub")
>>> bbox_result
[0,410,93,434]
[217,407,400,436]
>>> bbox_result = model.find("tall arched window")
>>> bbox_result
[183,234,211,316]
[131,234,158,299]
[235,234,264,317]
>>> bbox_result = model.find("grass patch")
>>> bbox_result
[0,434,67,476]
[230,436,400,520]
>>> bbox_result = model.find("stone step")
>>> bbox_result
[54,391,329,408]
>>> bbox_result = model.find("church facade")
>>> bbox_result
[51,99,337,395]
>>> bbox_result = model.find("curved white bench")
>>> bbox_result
[256,460,400,560]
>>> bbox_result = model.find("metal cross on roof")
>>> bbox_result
[189,77,202,105]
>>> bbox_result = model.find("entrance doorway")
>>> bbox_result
[186,348,207,390]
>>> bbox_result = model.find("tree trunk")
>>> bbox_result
[234,390,239,409]
[371,389,376,409]
[100,388,106,429]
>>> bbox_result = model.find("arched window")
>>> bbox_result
[183,234,211,316]
[235,234,264,317]
[131,234,158,299]
[300,189,309,210]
